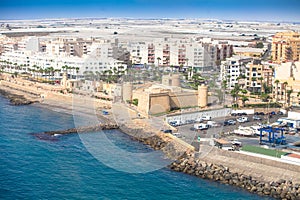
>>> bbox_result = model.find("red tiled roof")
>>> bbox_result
[287,153,300,159]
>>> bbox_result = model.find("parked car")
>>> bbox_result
[231,139,242,146]
[195,118,203,123]
[255,112,264,115]
[163,129,173,134]
[169,120,181,127]
[237,117,249,123]
[277,111,284,115]
[207,121,219,127]
[223,121,230,126]
[185,119,195,124]
[253,115,261,120]
[270,111,276,115]
[225,119,236,125]
[237,112,247,116]
[200,115,211,121]
[172,132,182,138]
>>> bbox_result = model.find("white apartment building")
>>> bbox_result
[0,50,126,78]
[0,36,127,78]
[127,38,231,69]
[220,56,253,89]
[18,37,40,52]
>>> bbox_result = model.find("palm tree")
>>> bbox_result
[157,57,161,67]
[274,80,280,101]
[230,84,241,108]
[31,65,38,80]
[258,77,264,93]
[241,96,249,107]
[75,67,80,79]
[287,89,293,106]
[283,81,288,104]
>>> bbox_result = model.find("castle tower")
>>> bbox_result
[198,84,208,108]
[162,75,171,86]
[122,82,133,102]
[171,74,180,87]
[62,72,67,90]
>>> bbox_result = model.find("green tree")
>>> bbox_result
[132,98,138,106]
[258,77,264,93]
[256,42,264,48]
[274,80,280,101]
[230,84,241,108]
[283,81,288,104]
[241,96,249,107]
[157,57,161,67]
[287,89,293,106]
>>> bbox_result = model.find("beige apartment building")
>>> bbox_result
[245,61,263,92]
[245,60,274,93]
[272,31,300,63]
[273,62,300,106]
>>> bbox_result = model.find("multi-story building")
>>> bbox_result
[271,31,300,63]
[272,62,300,106]
[220,56,252,89]
[127,38,232,69]
[245,60,264,92]
[0,37,127,79]
[262,64,274,90]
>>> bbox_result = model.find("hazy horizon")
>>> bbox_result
[1,0,300,22]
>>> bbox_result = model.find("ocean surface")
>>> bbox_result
[0,95,272,200]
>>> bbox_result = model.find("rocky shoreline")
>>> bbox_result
[170,154,300,200]
[0,88,38,105]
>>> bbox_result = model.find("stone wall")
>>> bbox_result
[169,92,198,109]
[133,90,150,115]
[149,93,170,114]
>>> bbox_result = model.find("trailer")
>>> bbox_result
[272,118,300,130]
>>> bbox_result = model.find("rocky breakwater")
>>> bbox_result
[0,88,38,105]
[119,122,192,160]
[170,155,300,200]
[40,123,119,135]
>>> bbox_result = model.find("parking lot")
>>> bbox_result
[169,113,287,146]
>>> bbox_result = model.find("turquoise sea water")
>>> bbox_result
[0,95,271,200]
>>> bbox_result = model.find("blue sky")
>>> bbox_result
[0,0,300,21]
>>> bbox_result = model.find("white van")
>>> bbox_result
[207,121,218,127]
[200,115,211,121]
[194,123,209,130]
